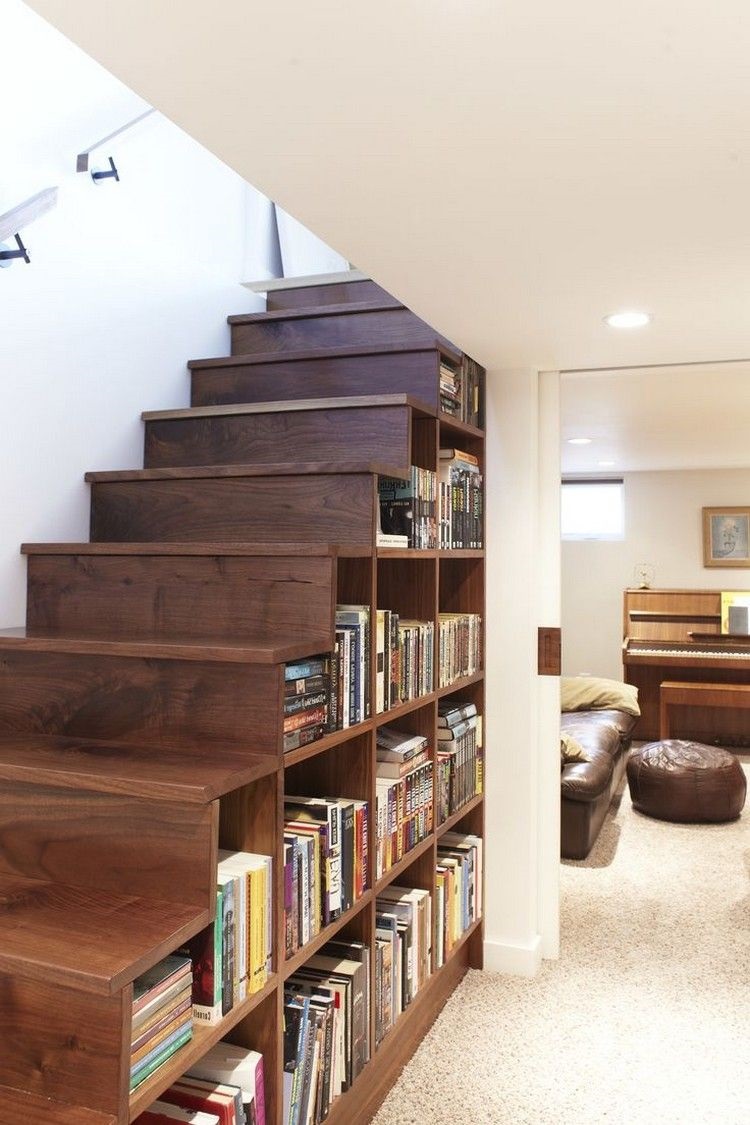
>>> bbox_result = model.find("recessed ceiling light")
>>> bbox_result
[568,437,592,445]
[598,460,615,467]
[604,310,651,329]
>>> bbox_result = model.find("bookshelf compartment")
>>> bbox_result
[222,989,279,1125]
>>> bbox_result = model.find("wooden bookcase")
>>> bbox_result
[0,279,485,1124]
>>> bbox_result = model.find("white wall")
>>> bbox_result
[562,468,750,680]
[0,1,270,628]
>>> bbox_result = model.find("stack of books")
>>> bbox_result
[375,886,432,1046]
[439,357,483,427]
[378,467,437,549]
[284,655,332,753]
[138,1072,247,1123]
[187,1041,266,1124]
[333,604,370,728]
[180,851,273,1026]
[375,726,434,879]
[438,612,482,686]
[284,796,369,957]
[130,955,193,1092]
[438,448,483,549]
[283,941,370,1124]
[436,833,483,967]
[436,702,483,821]
[397,617,434,701]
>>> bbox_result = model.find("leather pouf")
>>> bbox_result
[627,740,747,823]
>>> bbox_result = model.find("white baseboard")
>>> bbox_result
[482,934,543,977]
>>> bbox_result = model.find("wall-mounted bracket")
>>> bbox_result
[0,234,30,266]
[91,157,120,184]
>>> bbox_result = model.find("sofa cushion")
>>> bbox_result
[561,676,640,717]
[561,732,590,764]
[561,741,614,801]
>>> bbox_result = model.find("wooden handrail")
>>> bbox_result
[0,187,58,245]
[76,108,156,172]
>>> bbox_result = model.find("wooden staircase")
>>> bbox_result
[0,280,486,1124]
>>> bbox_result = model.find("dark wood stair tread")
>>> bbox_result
[0,626,321,664]
[0,1085,116,1124]
[22,540,355,557]
[227,299,403,324]
[84,460,404,483]
[0,733,275,801]
[141,392,433,422]
[0,872,208,994]
[187,339,463,369]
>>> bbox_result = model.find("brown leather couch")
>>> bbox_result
[561,709,638,859]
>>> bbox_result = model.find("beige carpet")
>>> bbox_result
[373,759,750,1125]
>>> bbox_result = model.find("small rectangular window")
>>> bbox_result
[561,479,624,540]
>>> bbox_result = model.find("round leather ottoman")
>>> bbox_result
[627,740,747,823]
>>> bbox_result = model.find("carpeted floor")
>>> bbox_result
[373,758,750,1125]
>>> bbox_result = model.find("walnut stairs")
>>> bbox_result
[0,279,486,1124]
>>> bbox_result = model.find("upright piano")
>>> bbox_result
[623,588,750,744]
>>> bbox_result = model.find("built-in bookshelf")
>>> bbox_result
[2,277,485,1125]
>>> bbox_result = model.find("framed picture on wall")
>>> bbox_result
[703,506,750,567]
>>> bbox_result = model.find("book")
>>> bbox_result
[133,955,192,1016]
[438,700,478,726]
[188,1043,265,1125]
[175,1077,245,1125]
[136,1104,220,1124]
[376,532,409,548]
[157,1081,237,1125]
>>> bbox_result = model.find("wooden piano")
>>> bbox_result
[623,588,750,744]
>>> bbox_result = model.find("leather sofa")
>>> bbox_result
[561,708,638,859]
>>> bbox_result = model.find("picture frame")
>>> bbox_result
[702,506,750,567]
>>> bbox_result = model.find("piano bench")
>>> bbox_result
[660,680,750,739]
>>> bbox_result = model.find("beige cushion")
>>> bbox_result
[561,676,640,717]
[561,732,590,764]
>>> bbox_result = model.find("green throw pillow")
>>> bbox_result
[561,731,590,764]
[561,676,640,717]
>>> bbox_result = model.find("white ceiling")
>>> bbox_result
[561,362,750,473]
[22,2,750,378]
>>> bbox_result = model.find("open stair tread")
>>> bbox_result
[0,871,208,994]
[142,392,432,422]
[0,1085,116,1124]
[84,459,404,484]
[187,339,462,369]
[227,299,403,324]
[0,625,321,664]
[0,732,275,801]
[21,540,354,557]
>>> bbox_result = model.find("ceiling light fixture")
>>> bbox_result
[604,310,651,329]
[567,437,592,445]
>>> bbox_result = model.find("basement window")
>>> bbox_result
[561,479,624,540]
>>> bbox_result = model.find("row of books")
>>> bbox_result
[375,886,432,1047]
[376,610,434,712]
[379,467,438,549]
[136,1040,266,1124]
[375,726,434,879]
[439,356,483,428]
[284,796,370,958]
[438,449,483,550]
[180,851,273,1027]
[284,941,370,1125]
[436,833,483,968]
[131,955,194,1092]
[437,702,483,822]
[438,612,482,687]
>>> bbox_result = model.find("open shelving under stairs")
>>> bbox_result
[0,275,486,1125]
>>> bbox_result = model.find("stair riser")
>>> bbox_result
[144,405,411,472]
[0,973,127,1117]
[0,651,281,751]
[0,782,217,910]
[90,474,376,546]
[27,554,335,649]
[190,350,441,410]
[266,279,398,310]
[230,308,441,356]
